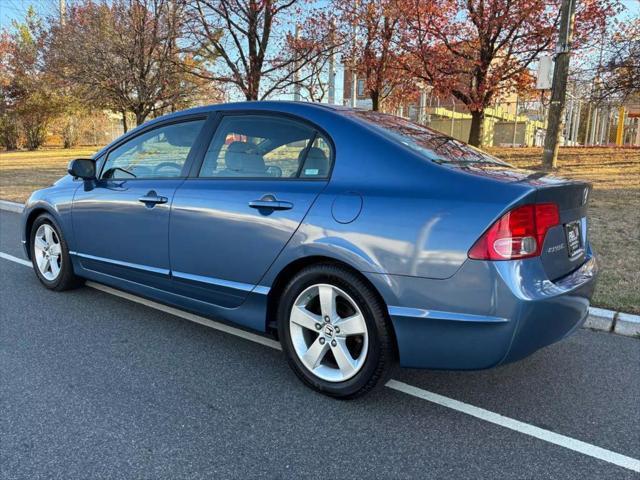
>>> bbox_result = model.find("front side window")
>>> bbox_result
[199,115,331,179]
[101,119,206,179]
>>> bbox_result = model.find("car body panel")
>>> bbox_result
[169,179,327,307]
[21,101,599,370]
[70,178,182,290]
[365,247,597,369]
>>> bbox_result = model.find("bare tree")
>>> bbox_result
[186,0,340,100]
[597,18,640,103]
[49,0,200,130]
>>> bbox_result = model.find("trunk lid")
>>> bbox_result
[455,164,592,280]
[533,180,591,281]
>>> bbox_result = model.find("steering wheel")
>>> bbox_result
[266,165,282,177]
[153,162,182,176]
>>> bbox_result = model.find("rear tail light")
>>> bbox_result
[468,203,560,260]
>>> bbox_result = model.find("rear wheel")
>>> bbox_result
[30,214,82,291]
[278,264,395,399]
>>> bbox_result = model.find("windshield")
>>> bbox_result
[348,110,509,166]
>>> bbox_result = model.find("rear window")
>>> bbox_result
[348,110,508,166]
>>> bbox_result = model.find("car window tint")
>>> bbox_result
[263,139,312,177]
[101,120,205,179]
[300,136,332,178]
[199,115,331,179]
[349,110,509,166]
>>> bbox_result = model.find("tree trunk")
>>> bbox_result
[468,110,485,146]
[121,111,128,133]
[371,90,380,111]
[135,110,147,127]
[246,71,260,101]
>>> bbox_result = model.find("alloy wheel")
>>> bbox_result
[33,224,62,281]
[289,283,369,382]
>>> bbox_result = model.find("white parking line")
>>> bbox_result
[0,252,32,267]
[1,251,639,473]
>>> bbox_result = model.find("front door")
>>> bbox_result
[169,113,333,307]
[71,118,207,289]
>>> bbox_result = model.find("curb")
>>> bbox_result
[614,312,640,337]
[0,200,24,213]
[0,199,638,338]
[583,307,616,332]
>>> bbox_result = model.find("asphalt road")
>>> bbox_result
[1,209,639,479]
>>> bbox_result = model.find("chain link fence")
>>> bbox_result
[393,94,640,148]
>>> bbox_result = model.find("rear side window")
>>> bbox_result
[199,115,332,179]
[349,110,508,165]
[101,120,205,179]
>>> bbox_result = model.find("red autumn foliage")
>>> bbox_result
[398,0,621,145]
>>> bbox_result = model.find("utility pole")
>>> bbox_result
[512,95,519,147]
[293,24,301,102]
[542,0,576,169]
[59,0,66,25]
[351,0,358,108]
[327,19,336,105]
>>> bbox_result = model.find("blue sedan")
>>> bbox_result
[21,102,598,398]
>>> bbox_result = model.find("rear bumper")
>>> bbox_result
[365,250,598,370]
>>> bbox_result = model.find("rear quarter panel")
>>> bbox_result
[261,112,536,283]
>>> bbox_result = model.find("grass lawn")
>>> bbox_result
[1,145,638,314]
[0,147,98,203]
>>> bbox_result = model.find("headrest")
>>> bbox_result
[163,123,201,147]
[300,147,329,177]
[225,141,265,175]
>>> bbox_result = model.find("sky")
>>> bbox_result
[2,0,637,28]
[0,0,637,104]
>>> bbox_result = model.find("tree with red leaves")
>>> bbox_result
[336,0,413,111]
[400,0,620,146]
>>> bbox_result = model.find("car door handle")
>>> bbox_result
[248,199,293,211]
[138,191,168,205]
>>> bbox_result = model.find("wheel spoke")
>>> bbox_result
[318,285,337,320]
[49,243,61,255]
[36,253,48,272]
[42,256,51,274]
[291,305,321,331]
[302,337,329,370]
[34,237,47,252]
[44,225,54,246]
[49,257,61,277]
[332,339,356,377]
[336,313,367,336]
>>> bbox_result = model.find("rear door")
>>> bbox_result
[169,113,333,307]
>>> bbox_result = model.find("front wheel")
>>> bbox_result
[30,213,83,291]
[278,264,396,399]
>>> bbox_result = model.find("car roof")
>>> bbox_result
[93,101,359,159]
[167,100,356,118]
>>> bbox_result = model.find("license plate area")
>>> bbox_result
[564,220,583,258]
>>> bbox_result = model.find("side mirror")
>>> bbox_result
[68,158,96,180]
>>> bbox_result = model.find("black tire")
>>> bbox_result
[277,263,396,399]
[30,213,83,291]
